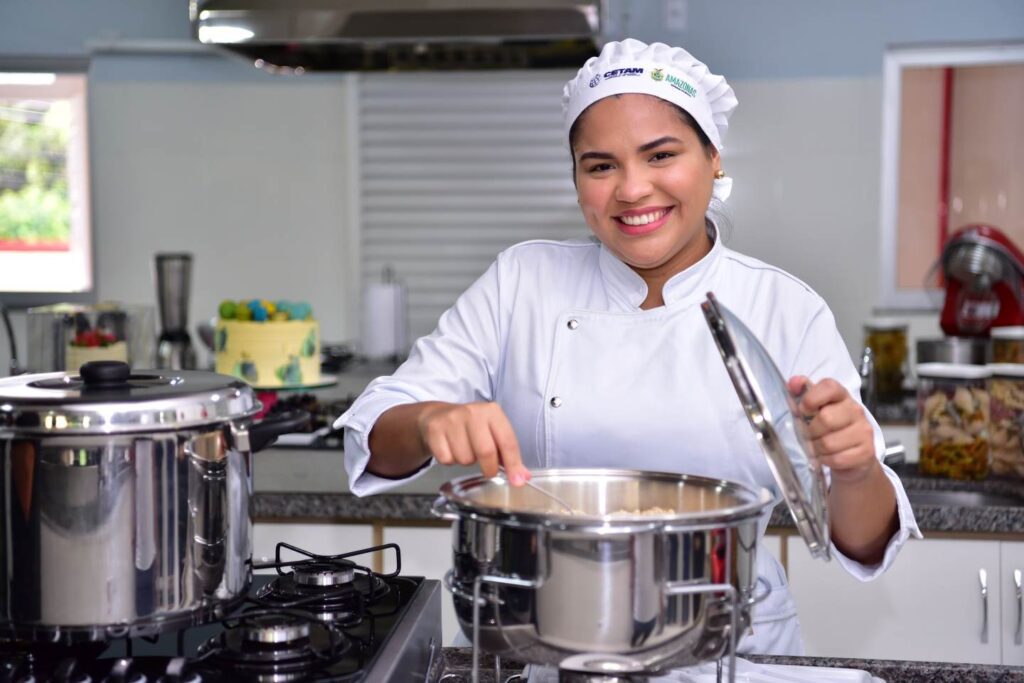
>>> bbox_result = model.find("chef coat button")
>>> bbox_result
[567,318,579,330]
[550,396,563,408]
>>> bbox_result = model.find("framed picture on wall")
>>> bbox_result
[0,70,92,306]
[879,42,1024,310]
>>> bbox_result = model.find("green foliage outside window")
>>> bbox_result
[0,100,71,247]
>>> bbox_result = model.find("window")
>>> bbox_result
[880,43,1024,309]
[0,72,91,303]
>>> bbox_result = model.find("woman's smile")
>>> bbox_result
[614,206,674,236]
[572,94,719,290]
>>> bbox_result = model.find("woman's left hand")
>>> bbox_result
[788,376,879,483]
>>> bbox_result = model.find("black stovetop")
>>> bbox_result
[0,543,441,683]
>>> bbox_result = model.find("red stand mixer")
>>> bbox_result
[940,225,1024,336]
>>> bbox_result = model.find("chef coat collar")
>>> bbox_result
[598,218,724,310]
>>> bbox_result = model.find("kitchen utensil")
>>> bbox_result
[916,337,990,365]
[434,468,772,674]
[0,360,308,642]
[940,225,1024,336]
[25,303,156,373]
[497,464,575,515]
[701,293,831,560]
[155,253,197,370]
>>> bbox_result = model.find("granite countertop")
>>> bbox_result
[252,458,1024,534]
[429,648,1024,682]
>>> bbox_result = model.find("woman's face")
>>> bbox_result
[573,94,720,277]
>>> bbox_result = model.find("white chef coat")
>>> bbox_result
[337,223,922,655]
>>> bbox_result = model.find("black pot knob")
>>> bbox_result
[79,360,131,387]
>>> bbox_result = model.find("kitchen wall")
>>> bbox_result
[1,0,1023,372]
[87,52,357,358]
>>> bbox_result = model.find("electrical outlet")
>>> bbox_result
[664,0,688,31]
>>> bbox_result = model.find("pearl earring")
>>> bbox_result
[714,170,726,180]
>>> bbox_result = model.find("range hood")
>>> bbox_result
[189,0,603,72]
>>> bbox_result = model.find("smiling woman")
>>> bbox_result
[336,38,921,665]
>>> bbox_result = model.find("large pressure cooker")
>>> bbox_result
[0,361,307,642]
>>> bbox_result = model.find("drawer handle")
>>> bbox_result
[1015,569,1022,646]
[980,568,989,644]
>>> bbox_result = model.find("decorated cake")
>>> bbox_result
[215,299,320,388]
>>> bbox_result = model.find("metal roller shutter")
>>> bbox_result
[357,70,587,341]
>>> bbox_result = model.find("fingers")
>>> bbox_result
[490,411,529,485]
[788,376,878,476]
[787,375,810,398]
[811,420,874,459]
[418,401,529,485]
[816,441,878,481]
[467,418,499,478]
[791,378,847,416]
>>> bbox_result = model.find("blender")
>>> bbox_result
[155,253,197,370]
[940,224,1024,336]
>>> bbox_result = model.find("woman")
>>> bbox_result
[337,38,920,654]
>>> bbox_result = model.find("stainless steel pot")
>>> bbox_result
[434,468,774,675]
[0,361,307,642]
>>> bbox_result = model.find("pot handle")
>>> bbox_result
[248,410,311,452]
[432,496,460,522]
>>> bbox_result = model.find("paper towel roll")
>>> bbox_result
[361,282,408,359]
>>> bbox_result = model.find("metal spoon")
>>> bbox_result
[497,466,576,515]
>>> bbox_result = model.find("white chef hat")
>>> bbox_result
[562,38,738,201]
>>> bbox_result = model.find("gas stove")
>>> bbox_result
[0,543,441,683]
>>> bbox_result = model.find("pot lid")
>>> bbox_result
[701,293,831,561]
[0,361,260,434]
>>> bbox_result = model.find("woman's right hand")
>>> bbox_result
[417,401,531,485]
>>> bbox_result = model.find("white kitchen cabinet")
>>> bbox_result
[382,526,461,646]
[1001,542,1024,665]
[788,538,1003,664]
[252,522,374,574]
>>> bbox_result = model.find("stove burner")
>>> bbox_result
[101,658,145,683]
[155,658,202,683]
[291,561,356,587]
[197,610,349,682]
[255,563,391,626]
[240,616,310,645]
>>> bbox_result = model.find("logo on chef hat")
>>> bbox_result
[650,68,665,81]
[589,73,602,88]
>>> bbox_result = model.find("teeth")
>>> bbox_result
[620,210,667,226]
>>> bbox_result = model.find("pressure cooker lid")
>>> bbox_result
[701,293,831,561]
[0,361,260,434]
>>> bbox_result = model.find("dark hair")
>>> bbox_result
[568,96,715,181]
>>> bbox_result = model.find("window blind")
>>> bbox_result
[358,70,587,342]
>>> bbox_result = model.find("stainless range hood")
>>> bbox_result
[189,0,603,72]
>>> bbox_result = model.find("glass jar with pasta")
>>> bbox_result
[987,364,1024,478]
[917,363,991,480]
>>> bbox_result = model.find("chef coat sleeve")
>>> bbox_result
[794,304,923,581]
[335,260,505,497]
